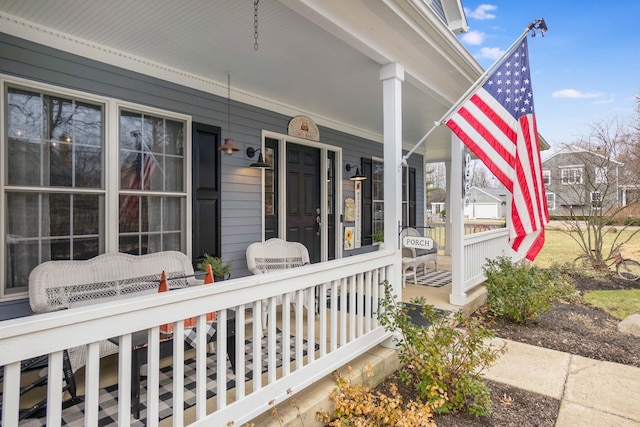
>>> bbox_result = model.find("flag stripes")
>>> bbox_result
[446,38,549,260]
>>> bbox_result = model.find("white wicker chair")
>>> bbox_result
[246,238,311,327]
[399,227,438,286]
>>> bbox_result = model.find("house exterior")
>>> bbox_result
[542,146,623,217]
[463,186,507,219]
[0,2,535,425]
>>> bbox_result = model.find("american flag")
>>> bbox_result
[120,150,157,226]
[446,37,549,260]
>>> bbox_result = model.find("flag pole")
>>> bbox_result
[401,18,547,165]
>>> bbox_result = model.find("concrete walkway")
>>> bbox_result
[485,338,640,426]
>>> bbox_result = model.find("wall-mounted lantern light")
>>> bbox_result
[246,146,271,169]
[345,163,366,181]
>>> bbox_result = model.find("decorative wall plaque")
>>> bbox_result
[288,116,320,141]
[344,198,356,222]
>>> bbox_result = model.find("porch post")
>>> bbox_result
[380,62,404,295]
[449,134,467,305]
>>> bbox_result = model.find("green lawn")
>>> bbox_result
[533,227,640,318]
[583,290,640,319]
[533,228,640,269]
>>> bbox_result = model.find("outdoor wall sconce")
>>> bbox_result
[345,163,366,181]
[246,146,271,169]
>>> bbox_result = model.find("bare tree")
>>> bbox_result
[557,109,640,266]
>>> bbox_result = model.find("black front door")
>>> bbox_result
[286,143,321,263]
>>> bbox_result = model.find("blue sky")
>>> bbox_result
[458,1,640,151]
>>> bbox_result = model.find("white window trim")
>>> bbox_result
[1,75,192,300]
[545,192,556,210]
[560,166,583,185]
[590,191,603,210]
[595,167,607,184]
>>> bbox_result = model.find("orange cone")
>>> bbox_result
[204,265,217,321]
[204,264,214,284]
[158,271,169,292]
[159,271,173,333]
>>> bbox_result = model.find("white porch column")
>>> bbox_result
[449,134,466,305]
[380,62,404,295]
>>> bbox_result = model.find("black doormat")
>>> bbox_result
[403,303,450,328]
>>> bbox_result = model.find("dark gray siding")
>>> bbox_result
[0,33,423,315]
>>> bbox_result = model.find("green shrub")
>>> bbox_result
[484,256,562,323]
[546,263,581,304]
[378,283,505,417]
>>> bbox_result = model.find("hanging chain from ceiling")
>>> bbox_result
[227,73,232,135]
[254,0,259,51]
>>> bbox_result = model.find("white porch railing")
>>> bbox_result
[0,250,398,427]
[461,228,511,294]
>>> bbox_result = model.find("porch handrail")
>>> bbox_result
[0,249,398,427]
[462,227,511,293]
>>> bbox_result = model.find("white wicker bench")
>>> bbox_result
[29,251,203,373]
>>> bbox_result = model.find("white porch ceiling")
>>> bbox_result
[0,0,484,162]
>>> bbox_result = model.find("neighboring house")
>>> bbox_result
[542,146,623,217]
[464,186,507,219]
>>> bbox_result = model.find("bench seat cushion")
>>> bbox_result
[415,248,437,256]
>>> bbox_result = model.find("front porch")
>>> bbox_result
[2,251,492,427]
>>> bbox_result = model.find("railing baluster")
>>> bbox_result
[280,293,290,376]
[118,333,132,427]
[339,277,347,347]
[195,315,207,420]
[253,300,263,391]
[364,271,372,333]
[295,289,304,369]
[356,273,364,337]
[267,296,278,384]
[306,284,316,363]
[2,362,20,426]
[348,275,356,341]
[146,327,161,427]
[46,350,63,427]
[84,342,101,426]
[216,310,228,410]
[172,322,185,427]
[235,304,247,400]
[330,280,338,352]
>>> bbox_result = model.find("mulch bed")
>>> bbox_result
[370,274,640,426]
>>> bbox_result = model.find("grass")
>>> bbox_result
[531,226,640,319]
[533,228,640,269]
[583,290,640,319]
